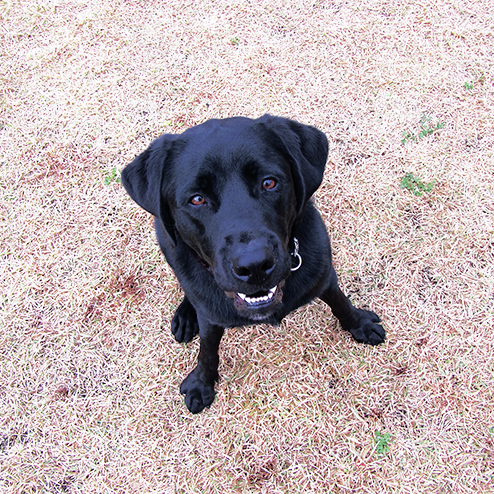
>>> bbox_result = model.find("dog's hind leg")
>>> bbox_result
[320,266,385,345]
[171,296,199,343]
[180,318,225,413]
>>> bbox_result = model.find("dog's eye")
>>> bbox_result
[262,178,277,190]
[190,195,205,206]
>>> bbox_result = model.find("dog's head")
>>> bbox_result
[122,115,328,320]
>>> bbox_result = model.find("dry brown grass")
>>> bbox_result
[1,0,493,492]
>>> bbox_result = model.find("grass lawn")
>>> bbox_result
[1,0,493,492]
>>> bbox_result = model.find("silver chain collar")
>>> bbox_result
[290,237,302,272]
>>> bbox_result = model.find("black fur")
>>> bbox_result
[121,115,385,413]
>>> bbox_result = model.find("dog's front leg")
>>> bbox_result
[180,315,225,413]
[320,266,385,346]
[171,296,199,343]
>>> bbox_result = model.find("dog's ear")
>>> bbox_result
[257,114,328,221]
[121,134,180,245]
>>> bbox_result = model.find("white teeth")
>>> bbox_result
[237,286,277,305]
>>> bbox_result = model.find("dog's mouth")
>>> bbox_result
[236,286,278,307]
[225,282,284,318]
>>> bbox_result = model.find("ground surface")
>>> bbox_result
[1,0,493,492]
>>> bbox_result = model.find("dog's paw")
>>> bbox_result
[344,309,385,346]
[180,368,217,414]
[171,298,199,343]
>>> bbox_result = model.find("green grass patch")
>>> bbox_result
[400,172,435,196]
[374,431,393,456]
[104,167,121,185]
[401,113,445,145]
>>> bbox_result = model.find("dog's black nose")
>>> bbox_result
[231,246,275,284]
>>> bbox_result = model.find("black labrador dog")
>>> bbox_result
[122,114,385,413]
